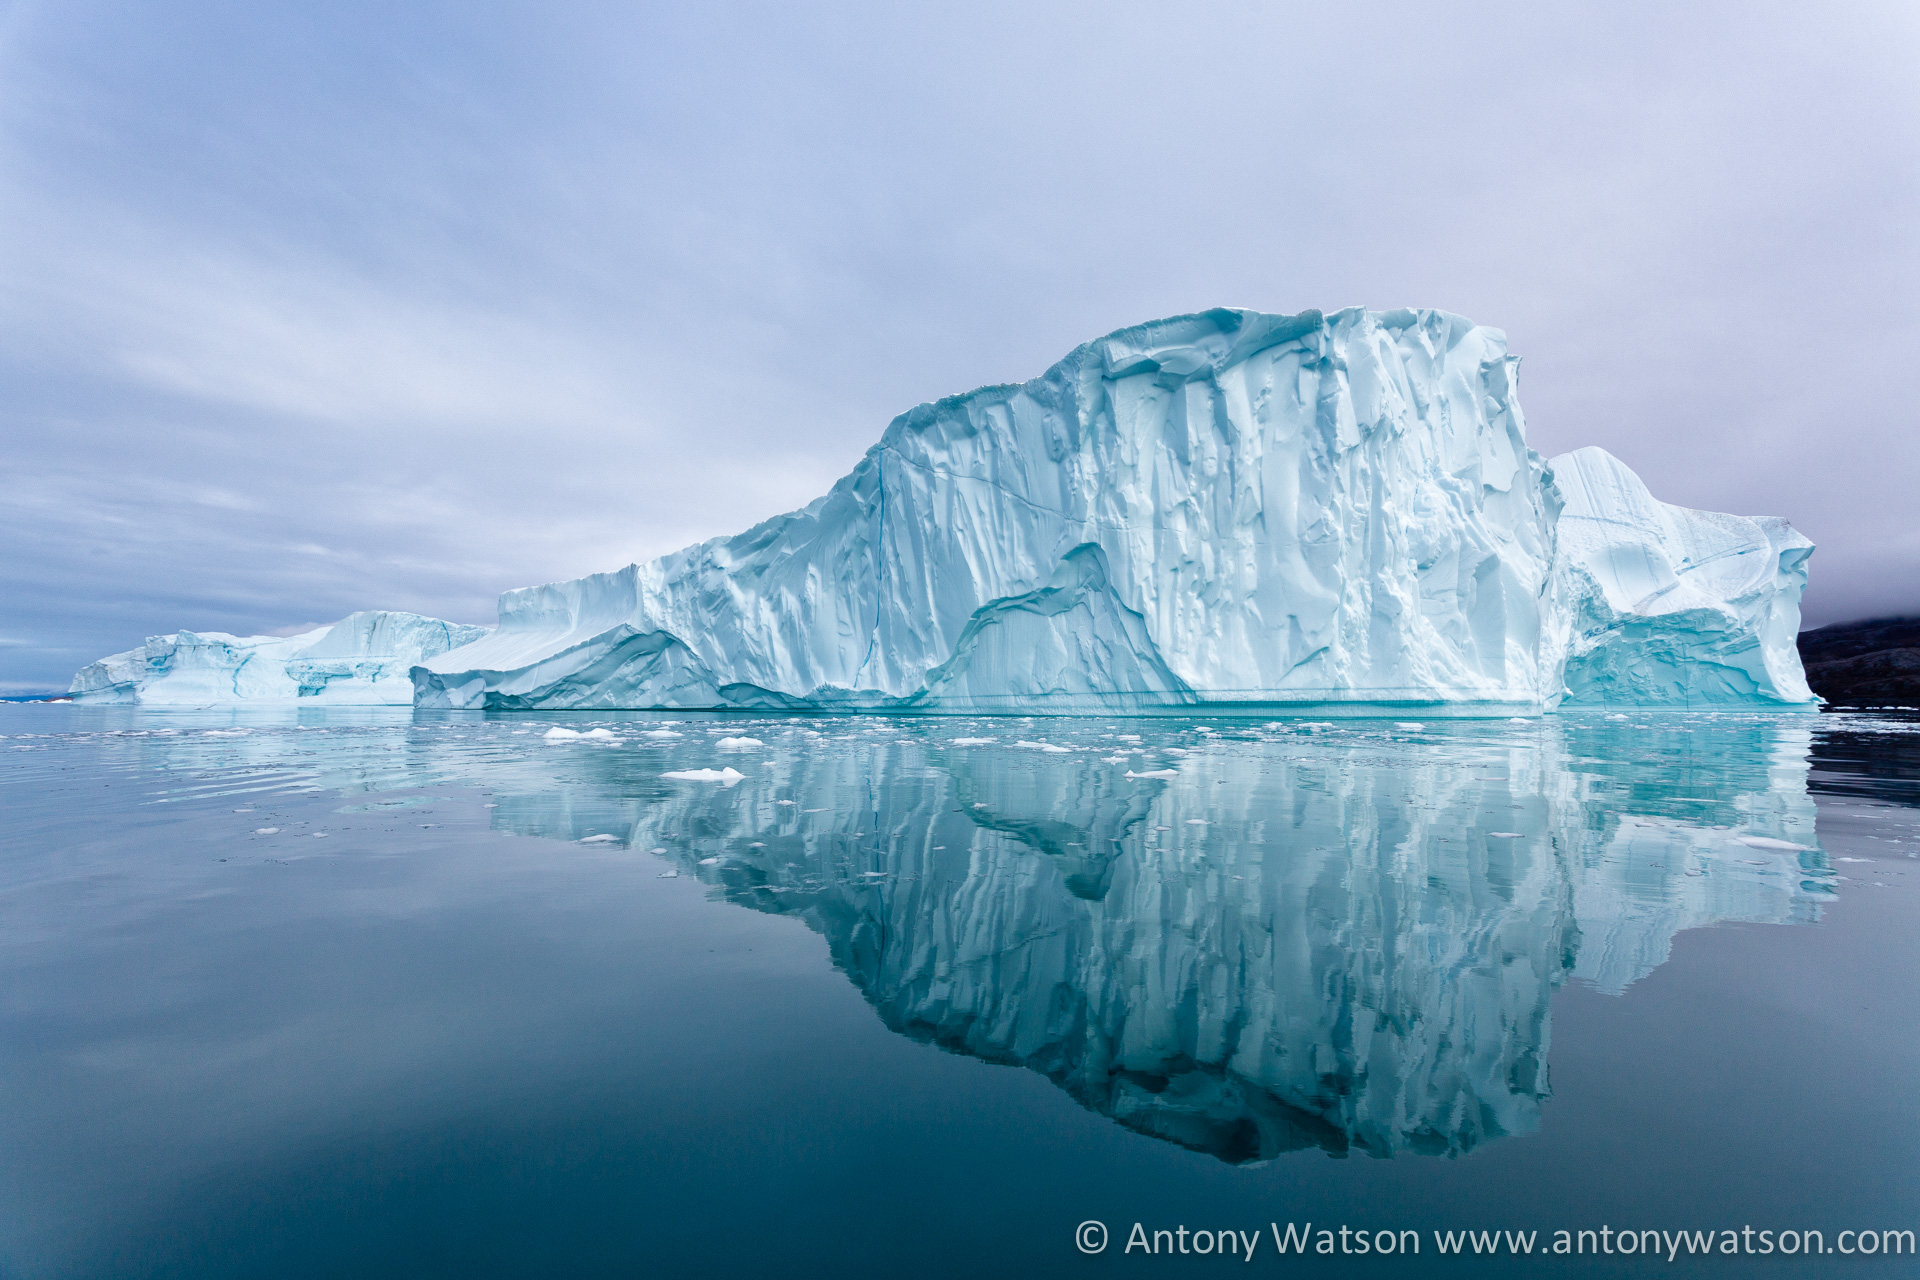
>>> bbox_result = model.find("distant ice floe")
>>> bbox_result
[660,767,745,783]
[70,611,488,706]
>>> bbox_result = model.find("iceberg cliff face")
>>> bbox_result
[70,611,490,706]
[1547,447,1815,706]
[418,307,1564,713]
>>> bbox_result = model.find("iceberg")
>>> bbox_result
[77,308,1814,713]
[1547,446,1815,706]
[70,610,489,706]
[418,307,1564,713]
[417,306,1814,713]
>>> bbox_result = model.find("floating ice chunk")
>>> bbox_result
[1838,856,1871,862]
[715,736,764,748]
[581,728,619,740]
[776,800,796,806]
[658,869,679,878]
[543,728,581,741]
[1487,832,1525,839]
[1737,836,1812,851]
[254,827,279,835]
[698,856,721,865]
[1102,754,1129,763]
[660,767,745,783]
[1015,740,1072,752]
[579,834,620,843]
[949,737,995,745]
[312,832,328,838]
[642,729,683,739]
[1127,769,1179,780]
[748,842,766,848]
[1185,819,1208,825]
[1116,734,1142,742]
[1394,722,1425,731]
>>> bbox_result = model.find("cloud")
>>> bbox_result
[0,0,1915,691]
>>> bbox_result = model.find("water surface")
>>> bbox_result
[2,706,1915,1276]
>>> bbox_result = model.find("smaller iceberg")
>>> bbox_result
[1548,448,1814,706]
[69,611,490,706]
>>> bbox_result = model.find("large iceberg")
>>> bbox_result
[71,610,489,706]
[419,307,1564,713]
[416,306,1814,713]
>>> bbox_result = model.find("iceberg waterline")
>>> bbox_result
[76,307,1817,711]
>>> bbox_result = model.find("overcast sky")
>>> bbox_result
[1,1,1915,692]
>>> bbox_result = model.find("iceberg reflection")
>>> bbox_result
[81,710,1831,1163]
[478,715,1832,1163]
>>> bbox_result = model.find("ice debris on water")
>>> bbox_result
[660,767,745,783]
[949,737,995,745]
[254,827,279,835]
[1738,836,1813,851]
[1127,769,1179,780]
[715,736,764,748]
[579,834,619,843]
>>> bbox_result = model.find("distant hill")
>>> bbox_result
[1798,617,1920,707]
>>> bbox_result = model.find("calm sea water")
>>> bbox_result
[1,705,1915,1277]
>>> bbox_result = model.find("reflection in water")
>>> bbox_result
[59,712,1840,1163]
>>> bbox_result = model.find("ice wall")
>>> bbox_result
[1547,447,1815,706]
[70,611,490,705]
[418,307,1563,713]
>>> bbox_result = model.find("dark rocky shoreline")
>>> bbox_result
[1798,617,1920,707]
